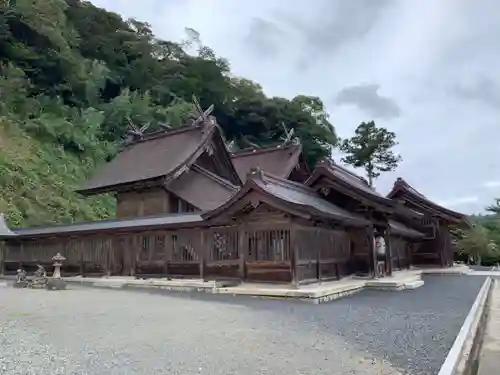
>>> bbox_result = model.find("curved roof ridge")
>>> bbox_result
[317,158,371,187]
[230,142,301,158]
[388,177,468,221]
[259,170,318,196]
[393,177,427,198]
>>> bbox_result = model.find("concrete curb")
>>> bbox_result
[437,277,493,375]
[0,273,425,303]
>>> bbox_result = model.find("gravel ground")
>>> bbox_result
[0,275,485,375]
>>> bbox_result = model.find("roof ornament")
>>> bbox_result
[226,139,238,152]
[280,122,301,146]
[247,166,267,184]
[159,122,172,130]
[191,95,215,127]
[242,136,260,149]
[316,157,334,168]
[320,187,331,196]
[126,117,150,139]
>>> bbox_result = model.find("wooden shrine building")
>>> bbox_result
[0,106,469,283]
[387,177,470,267]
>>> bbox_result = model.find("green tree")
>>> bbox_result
[456,225,499,265]
[340,121,402,187]
[0,0,341,226]
[486,198,500,215]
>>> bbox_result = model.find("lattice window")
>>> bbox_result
[247,229,290,261]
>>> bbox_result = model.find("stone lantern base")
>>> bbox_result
[46,278,67,291]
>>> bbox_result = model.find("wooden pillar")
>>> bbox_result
[105,237,112,277]
[367,225,377,278]
[238,227,246,281]
[290,225,298,286]
[407,242,413,269]
[19,242,24,270]
[79,238,84,276]
[384,226,393,276]
[316,227,322,282]
[199,230,205,280]
[164,232,171,278]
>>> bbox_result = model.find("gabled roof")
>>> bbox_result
[305,159,395,211]
[78,119,241,195]
[202,167,369,226]
[167,164,239,211]
[387,178,468,224]
[0,213,17,238]
[231,143,308,183]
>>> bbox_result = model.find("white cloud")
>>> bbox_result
[483,181,500,189]
[437,196,479,208]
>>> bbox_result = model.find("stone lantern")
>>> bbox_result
[52,252,66,278]
[46,252,67,290]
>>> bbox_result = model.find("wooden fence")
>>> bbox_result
[0,224,357,284]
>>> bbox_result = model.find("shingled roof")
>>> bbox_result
[167,164,239,211]
[78,120,241,195]
[203,168,369,226]
[231,143,308,183]
[305,159,394,210]
[389,220,425,239]
[12,213,203,239]
[387,178,468,223]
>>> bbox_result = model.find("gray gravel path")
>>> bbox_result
[0,275,485,375]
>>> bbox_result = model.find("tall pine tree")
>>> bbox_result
[340,121,401,187]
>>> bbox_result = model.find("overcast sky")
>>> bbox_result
[90,0,500,214]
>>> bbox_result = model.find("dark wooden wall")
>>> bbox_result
[116,188,197,219]
[1,221,359,284]
[116,188,171,219]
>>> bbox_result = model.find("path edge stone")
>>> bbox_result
[437,277,493,375]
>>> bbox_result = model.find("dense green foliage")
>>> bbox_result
[456,202,500,266]
[0,0,337,227]
[340,121,401,187]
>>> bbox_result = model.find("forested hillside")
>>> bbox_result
[0,0,337,227]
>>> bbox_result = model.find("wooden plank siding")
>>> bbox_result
[1,223,362,284]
